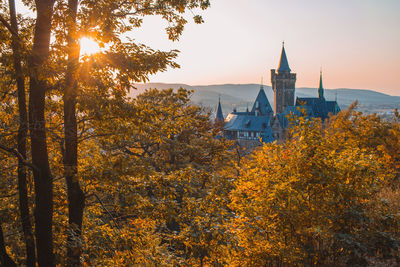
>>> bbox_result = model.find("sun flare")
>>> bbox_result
[79,37,101,56]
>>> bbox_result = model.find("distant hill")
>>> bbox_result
[130,83,400,116]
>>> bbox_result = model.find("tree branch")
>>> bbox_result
[0,193,17,198]
[0,144,38,171]
[86,193,121,231]
[0,13,18,37]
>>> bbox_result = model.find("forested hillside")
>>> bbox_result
[131,83,400,115]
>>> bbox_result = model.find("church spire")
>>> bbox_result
[216,96,224,122]
[318,70,324,99]
[278,42,291,74]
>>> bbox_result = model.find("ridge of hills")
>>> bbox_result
[130,83,400,116]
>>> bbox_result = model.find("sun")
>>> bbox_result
[79,37,101,56]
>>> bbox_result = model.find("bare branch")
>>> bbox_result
[86,193,121,231]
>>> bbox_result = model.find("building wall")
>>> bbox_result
[271,70,296,115]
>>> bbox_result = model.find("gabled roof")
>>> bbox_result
[216,98,224,122]
[278,43,291,73]
[251,86,273,116]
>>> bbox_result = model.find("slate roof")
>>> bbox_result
[326,101,340,115]
[224,113,271,132]
[251,86,273,116]
[277,105,314,128]
[296,97,328,119]
[278,43,291,73]
[295,96,340,121]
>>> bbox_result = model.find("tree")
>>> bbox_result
[53,1,210,265]
[230,107,400,266]
[1,0,211,265]
[0,223,17,267]
[0,3,36,264]
[26,0,57,265]
[6,0,35,265]
[83,88,234,265]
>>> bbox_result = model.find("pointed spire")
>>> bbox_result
[318,70,324,99]
[260,76,264,90]
[278,41,291,74]
[216,95,224,122]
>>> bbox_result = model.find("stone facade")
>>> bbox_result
[271,70,296,115]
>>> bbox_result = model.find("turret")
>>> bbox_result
[215,96,224,122]
[318,71,324,99]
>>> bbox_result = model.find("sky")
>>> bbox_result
[131,0,400,96]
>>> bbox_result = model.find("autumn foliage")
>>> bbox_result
[230,107,400,266]
[1,0,400,266]
[2,82,400,266]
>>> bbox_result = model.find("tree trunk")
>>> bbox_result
[0,223,17,267]
[64,0,85,265]
[28,0,55,266]
[8,0,36,266]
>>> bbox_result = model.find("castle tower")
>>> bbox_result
[271,42,297,115]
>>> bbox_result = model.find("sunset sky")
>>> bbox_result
[132,0,400,96]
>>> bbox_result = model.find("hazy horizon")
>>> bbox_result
[131,0,400,96]
[137,81,400,97]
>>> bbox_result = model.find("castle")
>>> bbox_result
[217,43,340,143]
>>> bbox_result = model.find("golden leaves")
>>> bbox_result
[230,108,400,265]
